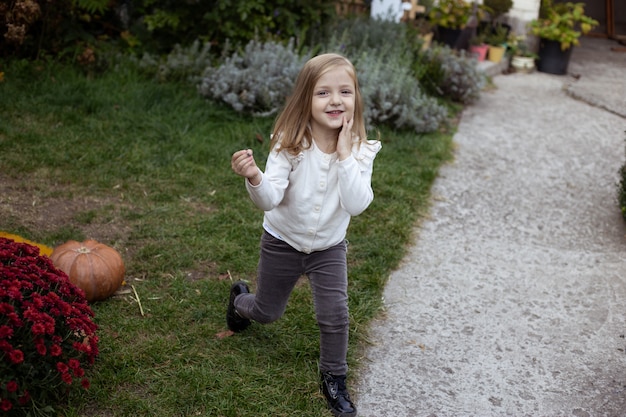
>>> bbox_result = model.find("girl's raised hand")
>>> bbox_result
[337,116,354,161]
[231,149,261,185]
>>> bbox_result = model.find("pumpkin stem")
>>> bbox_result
[76,247,92,254]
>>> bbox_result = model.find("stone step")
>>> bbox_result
[477,58,509,77]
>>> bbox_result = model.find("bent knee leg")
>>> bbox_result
[235,293,285,324]
[251,306,284,324]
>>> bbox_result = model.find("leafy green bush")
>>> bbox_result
[0,0,112,60]
[126,0,337,54]
[1,0,336,61]
[133,40,214,83]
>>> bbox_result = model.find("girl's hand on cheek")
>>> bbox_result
[337,116,353,161]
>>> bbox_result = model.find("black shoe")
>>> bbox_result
[226,281,251,332]
[320,371,357,417]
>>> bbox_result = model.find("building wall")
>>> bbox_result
[370,0,405,21]
[508,0,542,35]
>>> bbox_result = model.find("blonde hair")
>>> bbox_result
[270,53,367,155]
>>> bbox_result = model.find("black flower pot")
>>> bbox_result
[537,38,573,75]
[435,26,463,49]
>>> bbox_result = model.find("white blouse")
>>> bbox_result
[245,138,382,254]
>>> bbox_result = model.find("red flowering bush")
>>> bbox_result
[0,238,99,416]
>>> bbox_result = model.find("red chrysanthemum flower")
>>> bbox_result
[68,358,80,370]
[0,325,13,339]
[0,398,12,412]
[0,303,13,314]
[0,340,11,352]
[61,372,73,385]
[8,349,24,364]
[35,339,47,356]
[6,381,18,393]
[56,362,69,374]
[31,322,46,335]
[50,344,62,357]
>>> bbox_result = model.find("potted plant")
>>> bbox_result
[429,0,473,49]
[469,30,489,61]
[485,23,508,63]
[530,0,598,74]
[507,34,538,73]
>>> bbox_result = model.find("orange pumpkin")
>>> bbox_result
[50,240,125,302]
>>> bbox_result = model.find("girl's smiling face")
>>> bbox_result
[310,66,356,141]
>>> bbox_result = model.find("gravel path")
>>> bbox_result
[355,38,626,417]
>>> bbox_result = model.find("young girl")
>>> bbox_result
[229,53,381,417]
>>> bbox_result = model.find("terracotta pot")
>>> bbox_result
[469,44,489,61]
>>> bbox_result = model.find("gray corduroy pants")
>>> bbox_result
[234,232,350,375]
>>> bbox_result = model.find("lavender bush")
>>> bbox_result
[198,39,309,117]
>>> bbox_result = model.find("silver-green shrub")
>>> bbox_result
[195,18,484,132]
[422,45,486,104]
[356,52,448,133]
[198,39,309,116]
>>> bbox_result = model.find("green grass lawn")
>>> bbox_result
[0,60,454,416]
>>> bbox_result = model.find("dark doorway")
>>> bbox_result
[613,0,626,39]
[580,0,626,41]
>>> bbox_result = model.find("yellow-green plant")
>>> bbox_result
[428,0,473,29]
[530,0,598,50]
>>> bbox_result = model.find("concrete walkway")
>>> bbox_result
[355,37,626,417]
